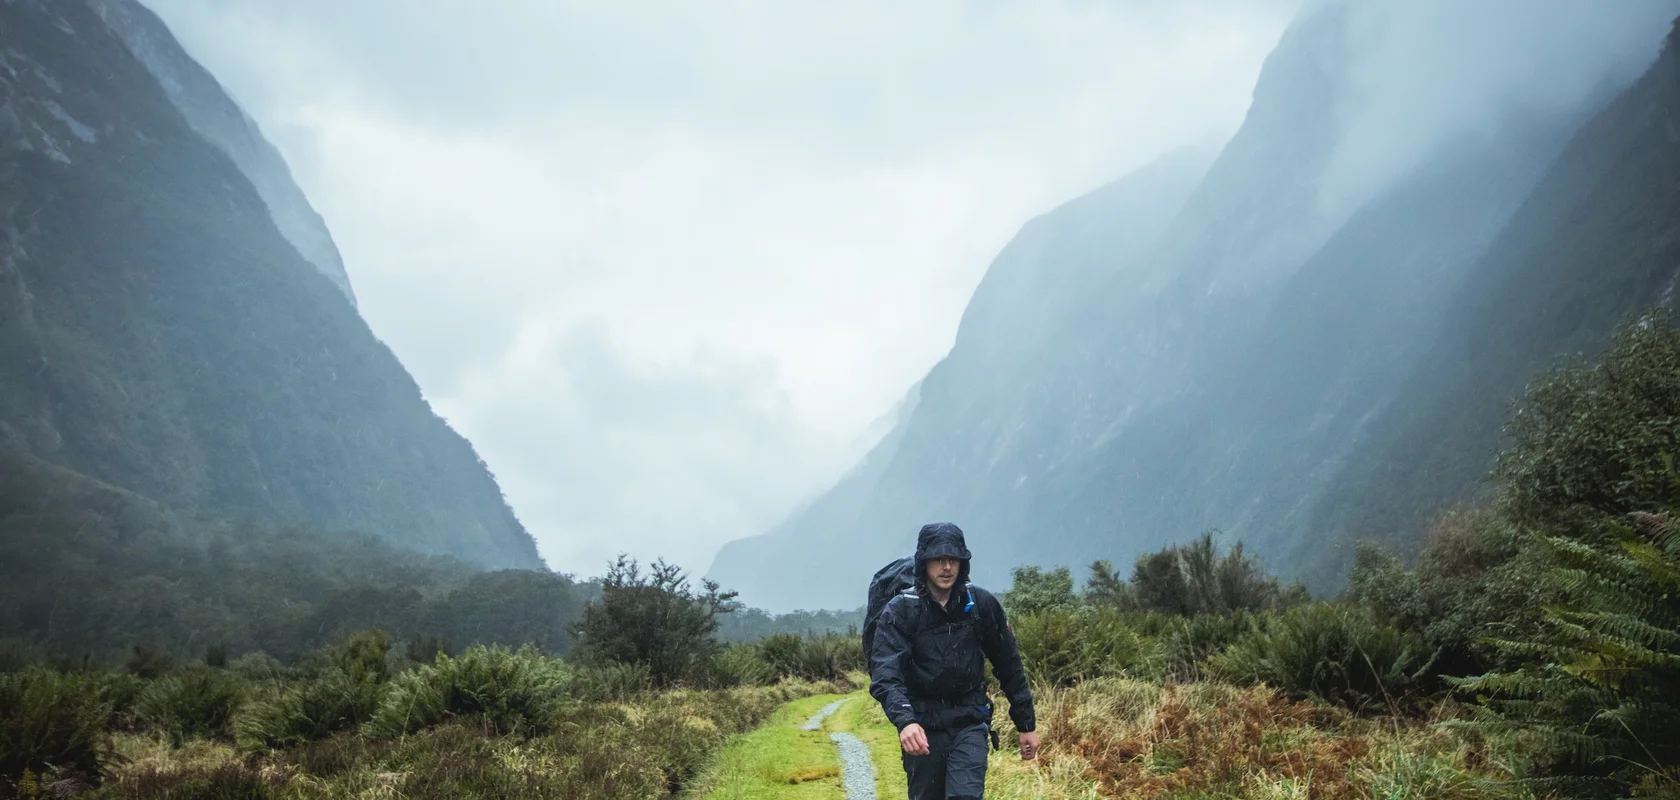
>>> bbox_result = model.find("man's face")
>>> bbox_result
[926,556,960,590]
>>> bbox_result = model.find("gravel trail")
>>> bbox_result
[829,731,878,800]
[797,696,877,799]
[802,698,850,730]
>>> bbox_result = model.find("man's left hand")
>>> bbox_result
[1019,731,1040,761]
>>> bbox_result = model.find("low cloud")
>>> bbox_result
[1320,0,1679,212]
[143,0,1300,576]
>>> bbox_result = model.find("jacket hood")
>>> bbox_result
[914,522,972,591]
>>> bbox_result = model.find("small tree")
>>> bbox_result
[1130,532,1301,615]
[1131,549,1191,614]
[1083,559,1134,608]
[1004,566,1076,614]
[570,556,740,686]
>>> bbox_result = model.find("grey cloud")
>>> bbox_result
[139,0,1302,578]
[448,325,840,574]
[148,0,1302,159]
[1321,0,1678,211]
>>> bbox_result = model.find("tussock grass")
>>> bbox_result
[987,679,1543,800]
[92,679,833,799]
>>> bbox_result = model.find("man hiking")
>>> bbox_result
[867,522,1039,800]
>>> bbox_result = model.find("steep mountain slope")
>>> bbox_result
[0,0,539,569]
[1300,18,1680,585]
[713,0,1675,611]
[709,148,1215,608]
[86,0,354,305]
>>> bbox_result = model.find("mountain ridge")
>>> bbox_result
[0,0,540,570]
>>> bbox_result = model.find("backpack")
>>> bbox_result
[861,556,917,658]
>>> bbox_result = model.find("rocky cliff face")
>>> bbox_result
[712,0,1680,610]
[0,0,539,569]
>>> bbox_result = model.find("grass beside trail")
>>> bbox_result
[830,688,1100,800]
[690,682,1105,800]
[688,692,853,799]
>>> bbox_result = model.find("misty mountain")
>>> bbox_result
[712,0,1680,611]
[0,0,539,568]
[1301,14,1680,578]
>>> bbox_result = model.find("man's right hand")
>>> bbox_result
[899,722,930,756]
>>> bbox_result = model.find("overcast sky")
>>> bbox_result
[142,0,1302,578]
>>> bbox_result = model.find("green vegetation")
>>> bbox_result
[0,455,590,664]
[0,542,869,799]
[571,557,743,686]
[688,693,855,798]
[0,625,853,798]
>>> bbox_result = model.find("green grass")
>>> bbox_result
[770,683,1104,800]
[687,692,852,798]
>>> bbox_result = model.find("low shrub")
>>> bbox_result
[99,671,148,732]
[123,644,175,680]
[705,643,773,689]
[366,644,571,738]
[1208,602,1436,713]
[226,651,286,683]
[235,666,386,750]
[0,667,112,787]
[572,661,653,701]
[758,633,864,683]
[1138,610,1261,682]
[135,666,244,745]
[757,634,803,678]
[1013,606,1150,686]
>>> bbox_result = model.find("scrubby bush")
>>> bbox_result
[236,656,389,751]
[238,631,395,749]
[227,651,286,683]
[1137,611,1262,682]
[1130,533,1305,615]
[1497,308,1680,528]
[1208,603,1435,713]
[366,644,571,738]
[1348,508,1553,682]
[99,671,148,732]
[756,634,804,678]
[135,666,244,745]
[0,668,112,787]
[705,644,774,689]
[756,633,863,682]
[1013,606,1150,686]
[572,661,653,701]
[123,643,175,680]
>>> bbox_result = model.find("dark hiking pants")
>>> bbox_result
[903,722,989,799]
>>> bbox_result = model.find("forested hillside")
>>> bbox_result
[0,0,540,569]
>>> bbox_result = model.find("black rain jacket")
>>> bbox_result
[867,522,1035,734]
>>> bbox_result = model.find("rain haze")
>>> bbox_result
[137,0,1674,585]
[138,0,1300,577]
